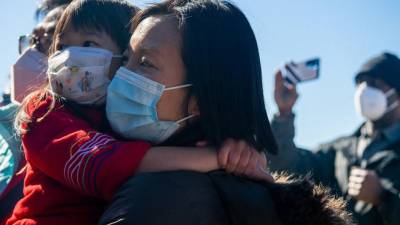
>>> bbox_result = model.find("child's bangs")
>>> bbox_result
[67,5,114,36]
[54,0,137,51]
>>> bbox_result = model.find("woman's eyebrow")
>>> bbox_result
[138,45,160,55]
[135,45,163,63]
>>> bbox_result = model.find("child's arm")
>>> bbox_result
[136,146,219,173]
[138,140,273,182]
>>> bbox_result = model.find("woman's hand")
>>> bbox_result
[218,139,274,183]
[274,69,299,117]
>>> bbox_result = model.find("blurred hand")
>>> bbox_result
[218,139,274,183]
[348,167,383,204]
[274,69,299,116]
[31,26,53,55]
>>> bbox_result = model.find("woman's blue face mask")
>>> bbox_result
[106,66,195,144]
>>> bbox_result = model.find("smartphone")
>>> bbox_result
[281,58,320,85]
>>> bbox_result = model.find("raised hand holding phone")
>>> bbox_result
[281,58,320,85]
[274,71,298,117]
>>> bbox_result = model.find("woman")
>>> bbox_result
[100,0,353,224]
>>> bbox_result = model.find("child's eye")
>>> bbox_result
[83,41,98,48]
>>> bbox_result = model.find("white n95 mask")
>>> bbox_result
[354,82,399,121]
[47,46,122,105]
[106,67,195,144]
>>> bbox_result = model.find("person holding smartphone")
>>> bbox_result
[269,52,400,225]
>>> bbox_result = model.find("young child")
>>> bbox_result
[6,1,268,225]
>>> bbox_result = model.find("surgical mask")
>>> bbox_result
[48,47,122,105]
[11,47,48,103]
[354,82,399,121]
[106,67,195,144]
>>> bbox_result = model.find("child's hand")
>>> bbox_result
[218,139,274,183]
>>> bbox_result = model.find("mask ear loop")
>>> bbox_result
[385,88,397,97]
[165,84,192,91]
[176,114,197,124]
[385,89,399,113]
[164,83,196,123]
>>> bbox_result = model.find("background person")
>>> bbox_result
[0,2,69,224]
[270,52,400,225]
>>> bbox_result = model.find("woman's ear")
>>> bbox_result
[188,95,200,116]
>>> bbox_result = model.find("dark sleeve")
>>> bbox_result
[376,156,400,225]
[269,113,337,185]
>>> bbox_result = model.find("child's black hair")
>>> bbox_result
[50,0,139,54]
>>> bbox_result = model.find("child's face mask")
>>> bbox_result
[48,46,122,105]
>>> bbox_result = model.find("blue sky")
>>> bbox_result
[0,0,399,149]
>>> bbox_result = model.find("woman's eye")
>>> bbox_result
[139,57,154,68]
[140,61,151,68]
[83,41,98,47]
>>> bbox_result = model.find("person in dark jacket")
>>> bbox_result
[270,52,400,225]
[98,0,353,225]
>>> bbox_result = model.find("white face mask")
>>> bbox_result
[354,82,399,121]
[47,47,122,105]
[11,47,48,103]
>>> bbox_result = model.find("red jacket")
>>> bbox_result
[6,94,150,225]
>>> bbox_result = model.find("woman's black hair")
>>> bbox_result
[132,0,278,154]
[51,0,139,53]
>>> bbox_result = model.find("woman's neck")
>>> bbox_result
[160,121,206,147]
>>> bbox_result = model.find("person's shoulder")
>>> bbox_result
[98,171,225,225]
[317,125,363,153]
[0,103,19,134]
[0,103,19,118]
[209,171,282,224]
